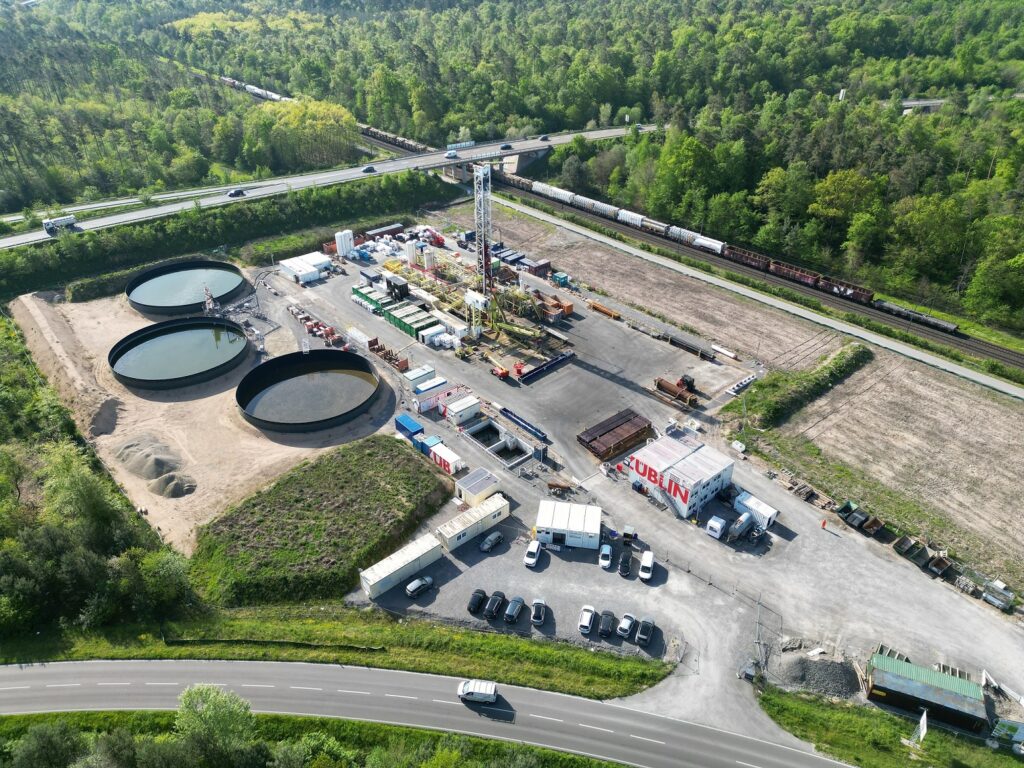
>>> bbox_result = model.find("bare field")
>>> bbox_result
[781,350,1024,580]
[434,201,845,370]
[11,289,384,554]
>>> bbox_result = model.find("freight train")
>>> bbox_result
[218,76,292,102]
[500,173,959,335]
[358,124,435,154]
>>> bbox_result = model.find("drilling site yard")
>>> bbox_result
[430,200,1024,584]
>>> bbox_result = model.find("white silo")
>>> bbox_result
[336,230,355,256]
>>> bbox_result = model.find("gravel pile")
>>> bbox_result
[779,655,861,698]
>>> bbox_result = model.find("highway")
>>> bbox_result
[0,127,645,250]
[0,660,847,768]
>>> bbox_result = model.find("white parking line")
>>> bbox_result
[337,689,371,695]
[384,693,417,700]
[45,684,80,688]
[432,699,459,705]
[529,714,563,722]
[0,686,30,691]
[578,723,614,733]
[629,734,665,745]
[242,684,275,688]
[290,686,322,691]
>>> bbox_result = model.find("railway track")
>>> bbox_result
[495,182,1024,372]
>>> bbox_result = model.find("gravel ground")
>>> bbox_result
[778,654,862,699]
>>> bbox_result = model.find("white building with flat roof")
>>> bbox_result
[534,500,602,549]
[627,433,733,519]
[435,493,510,551]
[359,533,442,599]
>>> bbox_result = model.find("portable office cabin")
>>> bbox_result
[455,467,502,506]
[435,494,510,551]
[733,491,779,529]
[359,533,443,599]
[395,413,424,440]
[414,376,448,395]
[429,443,465,475]
[445,395,481,426]
[534,500,602,549]
[403,366,435,388]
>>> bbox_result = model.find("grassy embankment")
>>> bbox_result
[499,192,1024,387]
[760,687,1024,768]
[0,711,620,767]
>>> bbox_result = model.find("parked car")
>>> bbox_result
[480,531,504,552]
[444,150,458,159]
[405,576,433,598]
[500,143,513,150]
[638,550,655,581]
[539,135,550,141]
[467,588,487,614]
[617,612,637,639]
[483,590,506,619]
[523,540,542,567]
[457,679,497,703]
[599,544,613,569]
[504,596,525,623]
[578,605,596,634]
[636,617,655,647]
[617,551,632,577]
[362,165,376,173]
[226,188,245,197]
[530,598,547,626]
[598,610,616,637]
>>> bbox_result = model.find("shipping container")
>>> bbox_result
[359,533,442,598]
[395,413,425,439]
[359,269,380,285]
[430,443,466,474]
[444,395,481,425]
[733,491,779,529]
[419,434,442,457]
[403,365,435,388]
[418,324,447,345]
[414,376,448,395]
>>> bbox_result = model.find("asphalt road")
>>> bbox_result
[0,660,847,768]
[0,126,644,250]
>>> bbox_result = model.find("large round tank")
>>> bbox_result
[125,259,248,315]
[235,349,382,433]
[108,317,251,390]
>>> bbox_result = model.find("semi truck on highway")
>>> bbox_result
[42,215,76,236]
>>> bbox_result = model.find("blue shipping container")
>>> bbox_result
[395,413,424,438]
[419,435,442,456]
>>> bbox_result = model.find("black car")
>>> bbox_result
[636,617,655,647]
[500,143,513,150]
[539,135,550,141]
[467,589,487,614]
[226,188,245,198]
[504,595,525,623]
[405,576,433,598]
[362,165,376,173]
[617,551,632,577]
[483,590,506,619]
[598,610,615,637]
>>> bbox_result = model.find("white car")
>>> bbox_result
[599,544,613,569]
[578,604,596,634]
[617,612,637,639]
[523,540,541,568]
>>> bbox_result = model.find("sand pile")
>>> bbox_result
[116,434,196,498]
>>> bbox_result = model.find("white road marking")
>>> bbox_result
[242,684,275,688]
[337,689,371,695]
[45,684,80,688]
[578,723,614,733]
[144,682,179,686]
[530,714,563,722]
[432,699,459,705]
[290,686,322,691]
[736,762,763,768]
[96,683,130,687]
[384,693,417,700]
[0,686,30,691]
[629,734,665,745]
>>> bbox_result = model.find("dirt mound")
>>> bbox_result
[116,435,182,480]
[90,398,121,436]
[147,472,197,498]
[779,655,861,698]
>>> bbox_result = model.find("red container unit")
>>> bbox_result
[723,245,770,271]
[818,276,875,305]
[768,260,821,287]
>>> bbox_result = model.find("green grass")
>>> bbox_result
[191,435,453,605]
[759,687,1024,768]
[232,214,411,266]
[0,601,670,699]
[0,711,621,767]
[876,292,1024,356]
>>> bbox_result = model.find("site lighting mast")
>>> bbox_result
[474,163,493,296]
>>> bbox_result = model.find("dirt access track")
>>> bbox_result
[10,290,385,554]
[432,200,1024,583]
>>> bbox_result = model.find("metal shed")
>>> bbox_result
[866,654,988,732]
[455,467,502,507]
[435,494,510,551]
[534,500,602,549]
[278,256,320,284]
[359,533,442,599]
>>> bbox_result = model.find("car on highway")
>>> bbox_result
[483,590,506,619]
[523,540,541,567]
[578,604,596,634]
[226,188,246,198]
[636,617,655,647]
[405,576,433,598]
[457,679,497,704]
[480,531,504,552]
[530,598,547,626]
[598,610,616,637]
[467,588,487,614]
[362,165,376,173]
[639,550,654,581]
[504,595,525,623]
[500,143,513,150]
[444,150,458,159]
[618,550,632,577]
[599,544,613,569]
[617,612,636,639]
[539,134,550,141]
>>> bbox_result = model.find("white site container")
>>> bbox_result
[444,395,481,426]
[733,491,779,529]
[706,516,727,540]
[534,500,602,550]
[403,365,435,388]
[359,533,442,599]
[429,443,466,475]
[435,493,510,551]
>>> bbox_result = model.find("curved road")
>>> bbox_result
[0,660,847,768]
[0,126,647,250]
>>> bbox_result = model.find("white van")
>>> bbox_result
[457,679,497,703]
[706,516,727,540]
[638,550,655,582]
[445,150,458,159]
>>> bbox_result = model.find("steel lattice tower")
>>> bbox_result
[474,164,493,295]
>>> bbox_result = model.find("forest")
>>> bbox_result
[14,0,1020,328]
